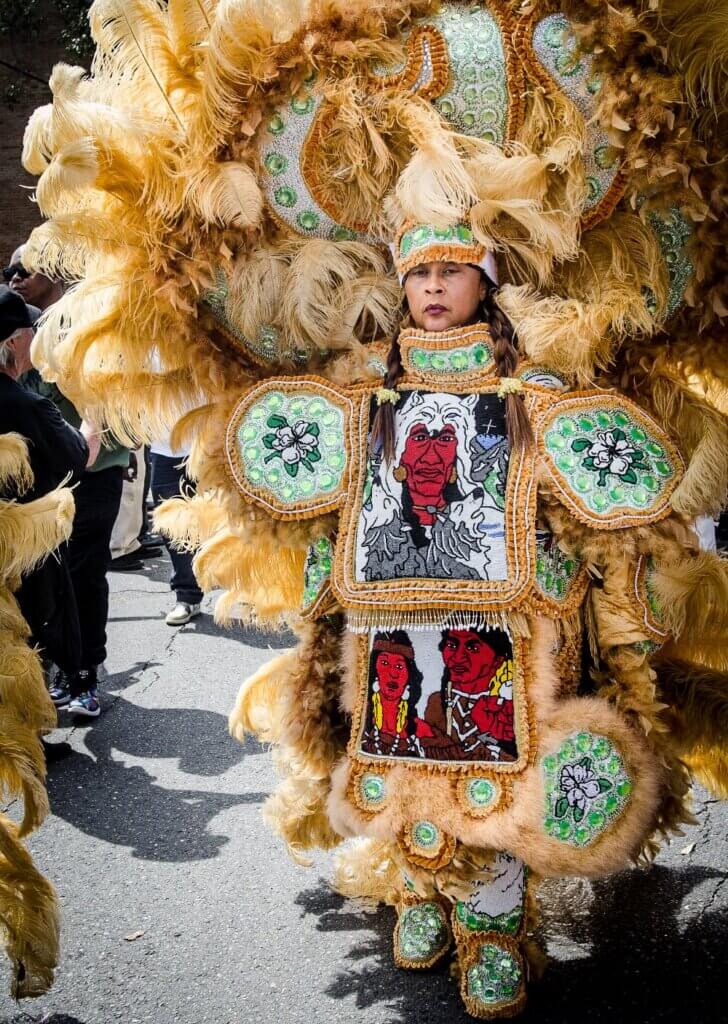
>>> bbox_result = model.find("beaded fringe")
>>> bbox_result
[346,608,527,635]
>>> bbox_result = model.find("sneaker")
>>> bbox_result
[48,671,72,707]
[165,602,201,626]
[139,532,163,551]
[68,689,101,718]
[109,551,144,572]
[139,545,164,559]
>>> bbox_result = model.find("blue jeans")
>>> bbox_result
[150,453,203,605]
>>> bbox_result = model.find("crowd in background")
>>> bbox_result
[0,243,203,753]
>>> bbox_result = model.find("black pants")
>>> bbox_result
[67,465,124,670]
[150,453,203,605]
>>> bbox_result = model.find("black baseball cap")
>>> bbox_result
[0,285,33,342]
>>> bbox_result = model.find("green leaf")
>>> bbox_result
[308,448,322,463]
[554,797,569,819]
[597,778,612,794]
[612,428,627,442]
[571,438,591,452]
[264,452,280,464]
[307,422,320,437]
[621,468,638,485]
[284,461,298,478]
[582,457,597,469]
[300,458,314,473]
[262,434,276,448]
[597,469,609,487]
[267,414,288,428]
[572,804,585,823]
[579,756,591,770]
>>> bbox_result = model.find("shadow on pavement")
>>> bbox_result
[294,862,726,1024]
[47,695,268,862]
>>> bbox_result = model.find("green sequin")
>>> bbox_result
[412,820,438,849]
[467,944,522,1006]
[466,777,496,808]
[264,152,288,176]
[398,903,449,963]
[359,772,386,808]
[542,732,632,846]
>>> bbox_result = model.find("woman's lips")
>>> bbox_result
[425,305,447,314]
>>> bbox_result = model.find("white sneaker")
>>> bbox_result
[165,602,201,626]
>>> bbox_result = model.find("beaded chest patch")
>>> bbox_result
[400,324,496,383]
[538,393,682,528]
[350,628,530,772]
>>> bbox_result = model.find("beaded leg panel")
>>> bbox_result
[452,852,528,1019]
[393,889,452,970]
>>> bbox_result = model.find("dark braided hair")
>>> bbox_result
[369,274,533,462]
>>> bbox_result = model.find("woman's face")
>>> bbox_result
[375,651,409,700]
[404,261,486,332]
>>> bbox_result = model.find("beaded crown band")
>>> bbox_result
[394,222,499,283]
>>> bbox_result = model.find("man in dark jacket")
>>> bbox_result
[0,286,96,691]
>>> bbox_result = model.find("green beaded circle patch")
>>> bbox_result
[358,771,387,809]
[466,777,496,809]
[412,820,439,849]
[542,732,632,847]
[467,944,522,1006]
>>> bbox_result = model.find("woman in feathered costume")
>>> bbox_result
[19,0,728,1016]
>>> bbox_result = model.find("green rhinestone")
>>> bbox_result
[544,572,554,591]
[617,779,633,797]
[481,128,498,143]
[265,394,283,411]
[291,95,315,115]
[613,411,631,427]
[266,466,281,485]
[280,483,295,501]
[413,821,438,847]
[560,740,575,761]
[556,453,577,471]
[303,68,317,85]
[587,77,602,94]
[241,425,257,441]
[556,53,583,77]
[609,485,626,503]
[268,113,285,135]
[438,98,456,117]
[462,65,477,84]
[594,145,617,170]
[576,732,592,752]
[244,445,260,461]
[433,226,454,241]
[591,493,609,511]
[544,815,555,831]
[645,441,664,457]
[264,152,288,176]
[574,474,592,493]
[462,112,477,128]
[596,412,612,428]
[320,556,331,573]
[456,224,474,243]
[289,400,306,417]
[299,479,314,495]
[308,399,325,415]
[544,21,566,48]
[593,738,611,758]
[642,474,659,492]
[547,433,566,451]
[473,345,489,365]
[556,820,571,840]
[329,225,357,242]
[605,795,619,814]
[467,913,478,929]
[632,487,649,506]
[655,460,672,477]
[430,354,447,372]
[250,406,265,421]
[327,452,345,470]
[463,85,478,104]
[564,559,576,575]
[413,226,430,244]
[318,472,336,490]
[468,778,495,806]
[274,186,297,208]
[587,810,605,830]
[451,351,469,370]
[607,756,621,775]
[320,410,337,427]
[361,775,385,803]
[247,467,262,483]
[411,349,428,369]
[586,177,602,202]
[630,426,647,443]
[297,210,320,232]
[556,578,565,596]
[578,416,595,431]
[543,755,557,772]
[575,826,590,845]
[559,418,577,437]
[322,432,339,448]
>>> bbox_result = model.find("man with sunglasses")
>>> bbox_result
[4,246,63,310]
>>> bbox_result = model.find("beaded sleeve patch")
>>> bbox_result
[541,732,632,847]
[349,629,531,775]
[400,324,496,382]
[334,386,537,622]
[225,379,352,519]
[538,392,683,529]
[532,529,588,615]
[645,207,694,322]
[518,12,626,228]
[301,536,336,619]
[632,555,669,646]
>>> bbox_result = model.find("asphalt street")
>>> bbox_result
[1,553,725,1024]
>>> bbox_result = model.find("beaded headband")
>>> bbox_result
[372,638,415,660]
[393,222,499,284]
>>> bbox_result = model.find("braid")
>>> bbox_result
[369,306,407,463]
[482,287,534,451]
